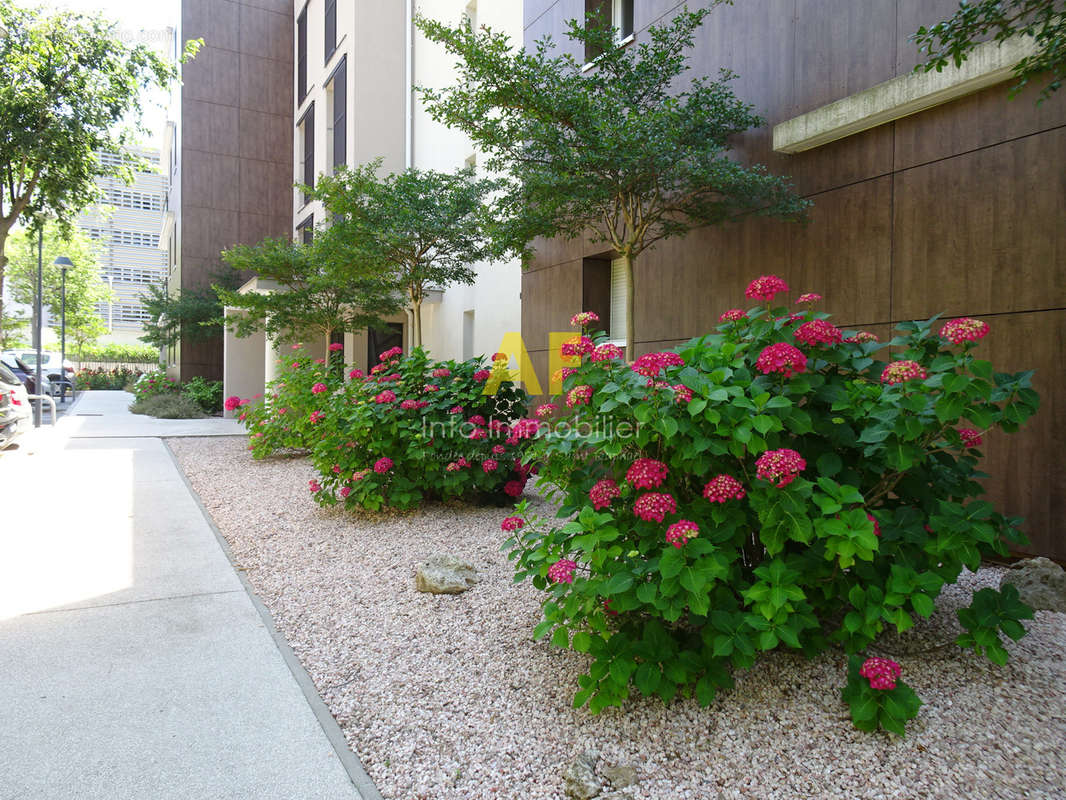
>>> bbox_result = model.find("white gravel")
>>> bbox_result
[170,436,1066,800]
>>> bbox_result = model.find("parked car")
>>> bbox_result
[15,350,75,397]
[0,353,54,397]
[0,360,32,450]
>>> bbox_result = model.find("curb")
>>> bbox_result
[162,438,385,800]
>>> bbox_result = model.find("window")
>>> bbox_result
[297,215,314,244]
[324,0,337,61]
[299,103,315,205]
[584,0,633,63]
[462,310,475,361]
[465,0,477,32]
[101,188,163,211]
[327,57,347,173]
[609,256,629,343]
[297,5,308,103]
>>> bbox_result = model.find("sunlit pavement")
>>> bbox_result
[0,391,369,800]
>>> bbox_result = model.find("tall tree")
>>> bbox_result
[417,4,808,359]
[0,0,195,340]
[311,161,503,348]
[914,0,1065,102]
[4,223,112,352]
[217,229,402,347]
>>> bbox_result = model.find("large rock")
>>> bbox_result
[563,752,602,799]
[1001,557,1066,612]
[602,764,638,789]
[414,554,480,594]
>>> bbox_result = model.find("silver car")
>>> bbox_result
[0,360,32,450]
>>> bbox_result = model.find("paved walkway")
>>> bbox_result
[0,392,379,800]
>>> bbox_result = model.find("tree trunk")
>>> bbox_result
[624,251,635,362]
[412,297,423,349]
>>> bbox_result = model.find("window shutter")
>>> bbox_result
[332,58,346,170]
[302,103,315,205]
[297,8,308,101]
[325,0,337,58]
[609,257,628,342]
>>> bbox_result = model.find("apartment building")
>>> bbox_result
[76,147,168,346]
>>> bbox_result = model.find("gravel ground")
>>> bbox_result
[170,436,1066,800]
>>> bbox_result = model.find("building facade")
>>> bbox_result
[76,147,168,346]
[521,0,1066,559]
[168,0,294,380]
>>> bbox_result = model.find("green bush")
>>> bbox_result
[75,366,143,390]
[129,392,206,419]
[77,343,160,363]
[131,370,179,402]
[503,276,1038,732]
[308,346,530,511]
[183,376,223,415]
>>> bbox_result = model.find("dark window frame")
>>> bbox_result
[298,102,315,207]
[324,0,337,63]
[327,55,347,172]
[297,4,309,103]
[584,0,634,64]
[297,214,314,245]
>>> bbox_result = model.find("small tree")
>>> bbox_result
[914,0,1065,102]
[0,0,195,341]
[139,270,242,351]
[311,162,503,348]
[217,230,402,347]
[417,4,808,360]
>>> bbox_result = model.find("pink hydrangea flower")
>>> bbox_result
[881,360,928,385]
[755,448,806,487]
[503,479,526,498]
[457,457,469,468]
[432,368,451,378]
[793,319,843,347]
[633,492,677,523]
[340,486,351,498]
[940,317,990,345]
[400,399,419,410]
[510,418,541,440]
[314,358,326,365]
[671,384,693,404]
[703,474,746,503]
[468,415,486,426]
[446,462,461,472]
[745,275,790,303]
[666,519,699,548]
[449,405,464,414]
[626,458,668,490]
[469,428,487,440]
[796,293,822,304]
[868,513,881,537]
[374,390,397,403]
[718,309,747,323]
[589,478,621,510]
[632,352,685,378]
[373,457,393,474]
[566,385,593,408]
[756,342,807,378]
[423,384,439,393]
[291,362,300,369]
[328,342,344,352]
[224,395,243,411]
[482,458,499,473]
[348,368,364,379]
[561,335,595,358]
[547,558,577,584]
[958,427,983,448]
[844,331,879,344]
[309,410,325,424]
[311,382,328,394]
[570,311,600,327]
[552,367,578,384]
[473,369,491,382]
[308,479,322,493]
[535,403,558,418]
[500,516,524,532]
[859,657,902,690]
[291,344,302,350]
[379,346,403,361]
[352,470,369,481]
[591,343,623,362]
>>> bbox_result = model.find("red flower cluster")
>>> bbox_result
[844,331,879,344]
[339,486,351,498]
[379,346,403,361]
[373,457,393,474]
[311,382,328,394]
[328,342,344,352]
[348,368,364,379]
[535,403,558,418]
[793,319,843,347]
[755,448,806,487]
[859,657,902,690]
[718,309,746,323]
[224,395,243,411]
[958,427,983,448]
[703,474,746,503]
[432,367,451,378]
[632,352,685,377]
[548,558,578,584]
[940,317,989,345]
[867,513,880,537]
[509,417,541,441]
[309,410,325,424]
[504,480,525,498]
[591,343,623,362]
[566,385,593,408]
[561,335,595,358]
[423,384,439,393]
[880,360,927,385]
[552,367,577,383]
[666,519,699,548]
[482,458,499,473]
[589,478,621,510]
[756,342,807,378]
[500,516,524,532]
[473,369,491,382]
[633,492,677,522]
[570,311,601,327]
[626,457,668,489]
[796,292,822,304]
[671,384,693,404]
[308,479,322,493]
[374,390,397,403]
[745,275,789,303]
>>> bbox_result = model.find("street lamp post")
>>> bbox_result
[54,256,74,402]
[33,228,43,427]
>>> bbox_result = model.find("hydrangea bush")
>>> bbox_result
[307,347,532,510]
[504,277,1039,731]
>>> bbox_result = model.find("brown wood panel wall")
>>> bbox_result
[522,1,1066,558]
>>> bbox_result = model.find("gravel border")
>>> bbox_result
[171,436,1066,800]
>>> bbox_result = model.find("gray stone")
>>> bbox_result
[414,554,480,594]
[602,764,638,788]
[563,752,602,799]
[1001,557,1066,612]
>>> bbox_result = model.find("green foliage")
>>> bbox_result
[913,0,1065,102]
[130,369,179,402]
[310,161,504,347]
[218,234,401,345]
[182,376,223,415]
[76,342,159,363]
[417,5,808,357]
[0,0,196,340]
[75,366,143,390]
[308,348,530,510]
[841,656,922,736]
[504,283,1038,725]
[129,392,206,419]
[0,308,30,349]
[139,272,240,350]
[956,583,1034,665]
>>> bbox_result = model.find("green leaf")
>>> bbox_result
[551,627,569,649]
[910,593,935,618]
[606,573,634,594]
[816,452,842,477]
[572,632,592,652]
[659,547,684,579]
[679,566,703,594]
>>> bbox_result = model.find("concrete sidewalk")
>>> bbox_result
[0,392,378,800]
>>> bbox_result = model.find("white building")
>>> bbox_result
[78,146,169,346]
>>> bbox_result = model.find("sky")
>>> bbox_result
[30,0,180,152]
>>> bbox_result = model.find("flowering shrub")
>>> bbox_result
[307,347,531,510]
[841,655,921,735]
[504,279,1039,729]
[131,370,179,402]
